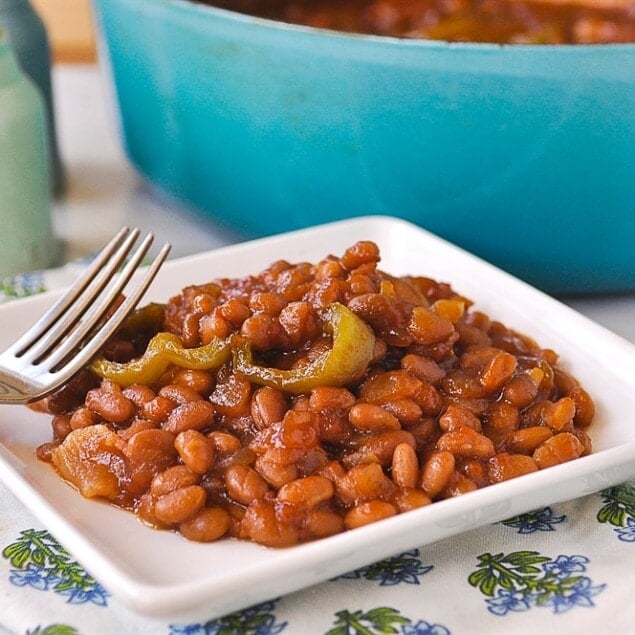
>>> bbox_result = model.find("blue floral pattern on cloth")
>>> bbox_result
[468,551,606,615]
[500,507,566,533]
[2,529,109,607]
[596,483,635,542]
[334,549,433,586]
[0,271,46,300]
[170,600,287,635]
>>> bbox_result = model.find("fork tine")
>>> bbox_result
[42,242,171,386]
[40,233,160,371]
[15,228,143,366]
[9,227,130,354]
[8,227,132,357]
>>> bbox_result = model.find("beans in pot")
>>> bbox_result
[35,241,595,547]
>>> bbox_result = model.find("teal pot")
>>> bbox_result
[91,0,635,294]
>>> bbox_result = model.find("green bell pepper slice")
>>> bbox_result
[232,302,375,393]
[91,332,231,387]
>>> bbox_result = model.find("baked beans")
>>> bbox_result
[202,0,635,44]
[35,241,595,547]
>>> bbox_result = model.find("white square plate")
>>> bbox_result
[1,216,634,621]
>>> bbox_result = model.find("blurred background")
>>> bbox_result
[31,0,96,62]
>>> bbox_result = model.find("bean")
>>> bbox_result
[400,353,446,385]
[51,414,72,441]
[278,301,321,346]
[347,293,402,334]
[501,373,538,408]
[151,465,199,497]
[207,431,241,455]
[175,429,216,474]
[309,386,356,412]
[569,386,595,428]
[181,312,203,348]
[533,432,584,469]
[241,499,298,547]
[162,400,216,433]
[120,420,157,443]
[251,386,288,429]
[436,427,495,460]
[441,472,478,498]
[125,429,177,471]
[343,430,416,468]
[391,443,419,488]
[393,487,432,512]
[284,410,320,448]
[316,257,345,281]
[337,463,395,505]
[255,454,298,488]
[69,407,99,431]
[505,426,553,454]
[479,351,517,393]
[488,453,538,483]
[458,458,489,488]
[225,465,269,505]
[199,311,231,342]
[420,451,455,498]
[122,384,156,408]
[381,399,422,425]
[249,292,286,315]
[170,369,215,396]
[349,403,401,432]
[344,500,397,529]
[304,509,345,539]
[543,397,576,432]
[159,384,203,404]
[341,241,380,270]
[439,404,482,432]
[179,507,231,542]
[359,370,423,404]
[431,298,465,323]
[85,384,135,424]
[277,475,334,508]
[414,383,443,416]
[219,298,251,327]
[154,485,206,524]
[485,401,519,434]
[210,372,252,418]
[407,306,455,345]
[143,395,176,424]
[240,313,286,351]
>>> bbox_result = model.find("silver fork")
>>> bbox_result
[0,227,171,405]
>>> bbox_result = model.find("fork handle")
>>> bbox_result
[0,377,31,403]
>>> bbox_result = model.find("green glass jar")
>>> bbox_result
[0,30,57,279]
[0,0,64,195]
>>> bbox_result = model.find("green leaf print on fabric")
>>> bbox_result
[468,551,606,615]
[1,272,46,299]
[3,529,109,606]
[597,482,635,542]
[326,607,411,635]
[26,625,80,635]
